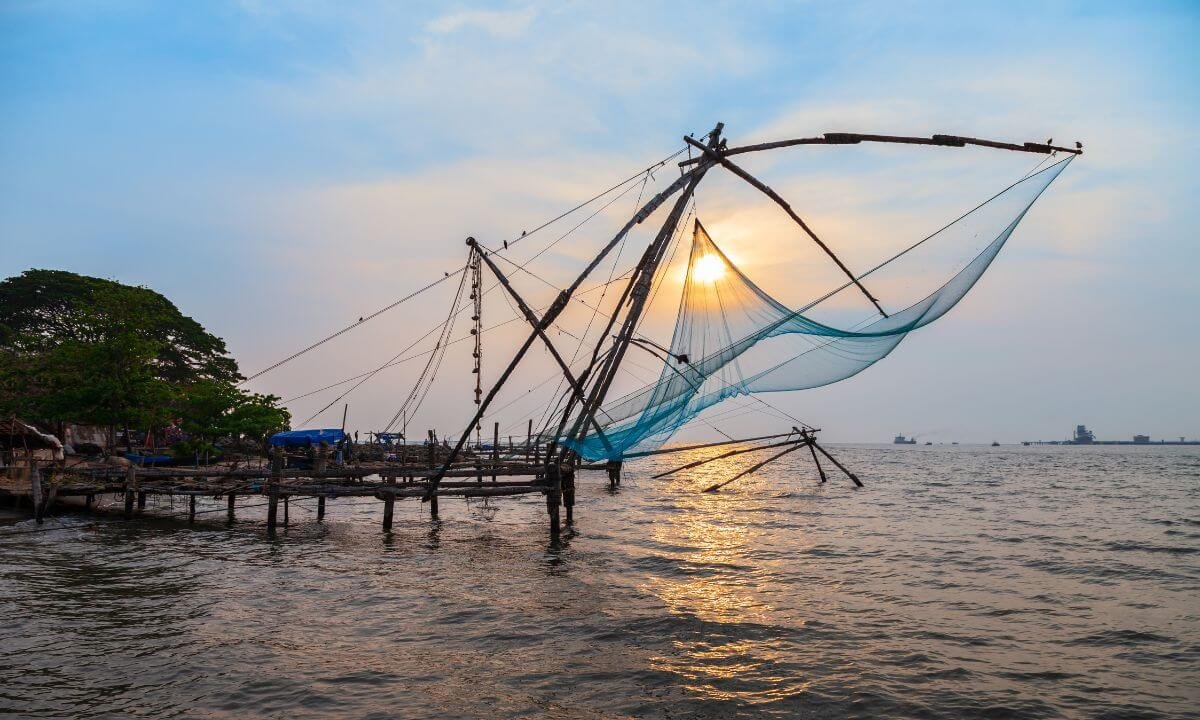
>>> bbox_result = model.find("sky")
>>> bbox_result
[2,1,1197,444]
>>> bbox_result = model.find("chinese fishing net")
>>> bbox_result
[565,155,1073,460]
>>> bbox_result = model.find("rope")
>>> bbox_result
[240,147,688,386]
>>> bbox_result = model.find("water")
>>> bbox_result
[2,445,1198,719]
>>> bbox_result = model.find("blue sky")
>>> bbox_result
[2,1,1197,443]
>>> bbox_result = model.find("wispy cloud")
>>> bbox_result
[425,7,536,38]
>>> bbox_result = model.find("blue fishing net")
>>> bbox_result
[565,156,1073,460]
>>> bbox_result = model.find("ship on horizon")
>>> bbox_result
[894,434,917,445]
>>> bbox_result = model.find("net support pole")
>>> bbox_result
[701,440,811,493]
[560,128,721,460]
[799,428,827,483]
[811,441,863,487]
[424,159,706,498]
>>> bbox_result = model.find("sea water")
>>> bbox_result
[2,445,1197,718]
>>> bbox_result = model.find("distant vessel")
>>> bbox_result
[894,434,917,445]
[991,441,1000,447]
[924,441,933,446]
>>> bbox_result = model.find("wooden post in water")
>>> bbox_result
[382,482,395,533]
[30,464,44,524]
[606,460,622,490]
[123,466,136,519]
[227,493,236,523]
[545,464,562,541]
[427,430,439,519]
[492,422,499,482]
[811,441,859,487]
[267,448,281,536]
[800,429,827,483]
[283,496,290,527]
[562,466,575,526]
[85,493,94,510]
[188,495,196,523]
[527,419,533,462]
[317,496,326,521]
[137,488,147,510]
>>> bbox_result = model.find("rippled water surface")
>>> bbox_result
[2,445,1199,719]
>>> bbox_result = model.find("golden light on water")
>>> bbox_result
[691,254,727,283]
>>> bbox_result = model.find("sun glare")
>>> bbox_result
[691,253,726,283]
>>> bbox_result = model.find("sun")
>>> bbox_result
[691,253,726,283]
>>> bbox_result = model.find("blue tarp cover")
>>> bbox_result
[268,429,346,447]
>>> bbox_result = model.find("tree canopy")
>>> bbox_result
[0,269,288,447]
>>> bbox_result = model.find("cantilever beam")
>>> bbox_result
[680,132,1083,167]
[684,135,889,318]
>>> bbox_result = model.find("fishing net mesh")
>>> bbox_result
[565,156,1073,460]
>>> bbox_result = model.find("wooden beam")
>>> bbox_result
[679,131,1083,166]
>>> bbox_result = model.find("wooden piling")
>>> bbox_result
[227,493,236,523]
[562,466,575,526]
[800,430,827,482]
[606,460,622,489]
[283,496,290,527]
[267,450,281,536]
[811,441,859,487]
[382,492,394,532]
[492,422,499,482]
[31,464,44,524]
[545,464,562,541]
[429,493,439,520]
[137,490,147,510]
[188,495,196,523]
[317,495,326,521]
[85,493,94,510]
[527,419,533,462]
[123,466,136,519]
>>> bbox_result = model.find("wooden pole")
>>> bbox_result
[30,464,44,524]
[382,490,394,532]
[702,441,809,493]
[527,419,533,462]
[800,429,827,483]
[811,441,864,487]
[227,493,236,523]
[653,437,804,479]
[562,466,575,526]
[545,464,561,541]
[267,449,281,536]
[188,494,196,523]
[492,422,499,482]
[283,496,290,527]
[137,489,147,510]
[317,495,326,521]
[124,466,136,519]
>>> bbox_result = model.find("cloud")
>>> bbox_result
[424,7,536,38]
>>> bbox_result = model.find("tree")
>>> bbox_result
[0,269,240,383]
[0,269,289,452]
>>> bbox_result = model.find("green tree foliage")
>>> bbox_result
[0,269,240,383]
[0,269,289,449]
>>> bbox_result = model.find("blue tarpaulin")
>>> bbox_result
[268,429,346,448]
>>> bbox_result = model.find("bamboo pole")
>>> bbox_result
[652,437,803,479]
[702,441,809,493]
[123,466,135,519]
